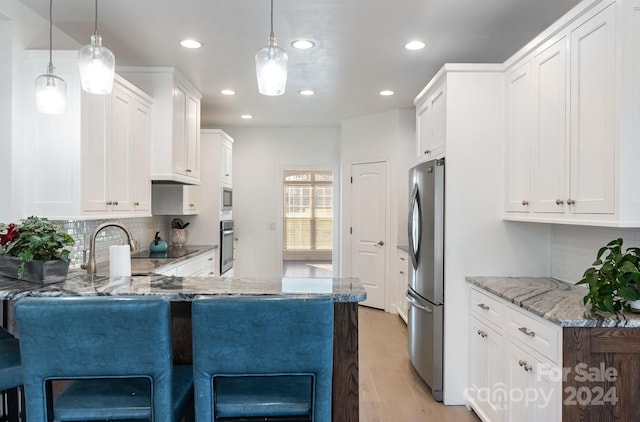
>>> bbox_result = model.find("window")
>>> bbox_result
[283,170,333,257]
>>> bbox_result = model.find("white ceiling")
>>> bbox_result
[18,0,581,128]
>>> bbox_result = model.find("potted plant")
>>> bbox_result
[0,216,75,283]
[576,238,640,314]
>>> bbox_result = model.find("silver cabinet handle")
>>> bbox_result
[518,326,535,337]
[556,199,564,205]
[518,360,532,371]
[399,271,405,274]
[106,201,113,205]
[477,303,490,311]
[522,200,529,206]
[189,203,196,207]
[567,199,576,205]
[424,149,431,155]
[134,201,140,206]
[186,169,192,173]
[477,330,487,338]
[375,240,384,246]
[405,292,433,313]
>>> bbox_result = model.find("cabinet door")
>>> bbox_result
[505,61,533,213]
[183,185,200,213]
[397,251,408,323]
[569,4,616,214]
[109,84,133,212]
[172,82,187,176]
[532,37,568,214]
[131,98,152,213]
[506,341,560,422]
[185,92,200,179]
[82,91,110,213]
[469,316,505,422]
[221,140,233,185]
[416,86,446,161]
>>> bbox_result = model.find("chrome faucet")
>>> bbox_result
[81,222,138,274]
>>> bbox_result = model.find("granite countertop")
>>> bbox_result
[96,245,218,275]
[466,276,640,328]
[0,272,366,303]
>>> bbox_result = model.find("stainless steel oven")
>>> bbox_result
[220,220,234,275]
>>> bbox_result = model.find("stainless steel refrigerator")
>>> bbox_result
[407,157,444,402]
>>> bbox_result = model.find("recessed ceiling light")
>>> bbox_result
[291,39,315,49]
[404,40,426,50]
[221,89,236,96]
[180,39,202,49]
[379,90,394,96]
[241,114,253,119]
[298,89,315,96]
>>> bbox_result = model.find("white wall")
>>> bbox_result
[340,108,415,312]
[221,126,340,278]
[0,0,80,222]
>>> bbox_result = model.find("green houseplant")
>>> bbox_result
[0,216,75,282]
[576,238,640,313]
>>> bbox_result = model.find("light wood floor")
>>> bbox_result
[359,306,480,422]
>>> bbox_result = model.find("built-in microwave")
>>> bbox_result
[221,186,233,211]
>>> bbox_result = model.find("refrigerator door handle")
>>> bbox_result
[406,291,433,313]
[408,184,421,269]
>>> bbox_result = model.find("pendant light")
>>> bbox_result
[78,0,115,94]
[34,0,66,114]
[255,0,288,96]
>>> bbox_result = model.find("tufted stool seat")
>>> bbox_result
[192,296,333,421]
[15,296,194,422]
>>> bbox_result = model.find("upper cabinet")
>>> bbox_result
[117,67,202,185]
[414,78,446,162]
[18,51,152,220]
[219,131,234,187]
[504,0,640,227]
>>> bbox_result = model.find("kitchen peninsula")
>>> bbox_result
[0,272,366,422]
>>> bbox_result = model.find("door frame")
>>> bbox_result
[276,163,341,277]
[342,158,392,312]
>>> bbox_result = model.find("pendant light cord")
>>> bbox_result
[48,0,53,67]
[94,0,99,36]
[270,0,274,35]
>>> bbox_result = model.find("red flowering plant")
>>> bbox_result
[0,216,75,278]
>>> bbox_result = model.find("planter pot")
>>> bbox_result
[0,256,70,284]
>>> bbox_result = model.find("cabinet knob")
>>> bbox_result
[106,201,113,206]
[424,149,431,155]
[399,271,405,274]
[134,201,140,206]
[567,199,576,205]
[189,203,196,207]
[556,199,564,205]
[113,201,119,206]
[518,359,526,367]
[522,200,529,206]
[477,330,487,338]
[225,173,230,176]
[186,169,192,173]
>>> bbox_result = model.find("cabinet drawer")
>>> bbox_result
[201,252,216,277]
[469,288,503,329]
[175,257,204,277]
[505,305,559,363]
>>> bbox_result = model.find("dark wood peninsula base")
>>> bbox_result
[563,327,640,422]
[171,301,360,422]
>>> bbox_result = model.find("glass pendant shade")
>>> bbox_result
[255,37,288,96]
[78,34,115,94]
[35,66,67,114]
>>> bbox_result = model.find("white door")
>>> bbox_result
[351,162,386,309]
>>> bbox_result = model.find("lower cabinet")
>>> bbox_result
[397,249,408,323]
[468,286,562,422]
[154,251,215,277]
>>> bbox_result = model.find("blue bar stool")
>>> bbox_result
[15,296,194,422]
[191,296,334,421]
[0,326,14,339]
[0,337,22,422]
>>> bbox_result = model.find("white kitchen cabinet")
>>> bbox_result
[117,67,202,184]
[220,133,233,186]
[82,78,151,216]
[415,80,446,162]
[397,249,408,323]
[154,251,215,277]
[504,0,640,227]
[468,286,561,422]
[20,50,152,220]
[151,184,199,215]
[505,60,533,213]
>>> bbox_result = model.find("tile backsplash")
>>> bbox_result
[550,225,640,283]
[57,216,172,269]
